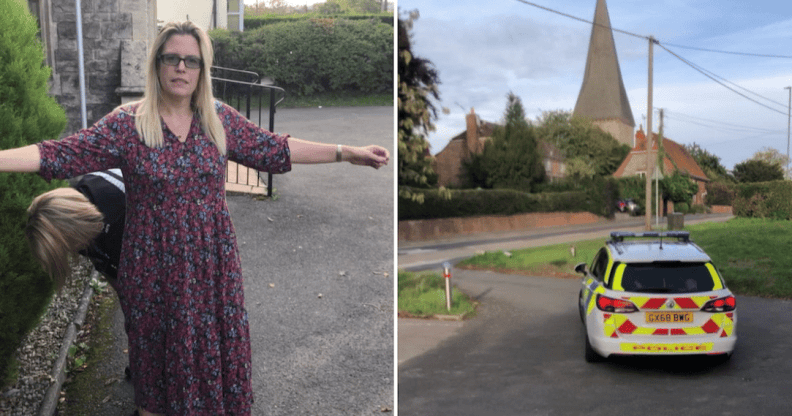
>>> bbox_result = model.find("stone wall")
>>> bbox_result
[43,0,155,135]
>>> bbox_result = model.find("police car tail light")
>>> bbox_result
[700,295,736,312]
[596,294,638,313]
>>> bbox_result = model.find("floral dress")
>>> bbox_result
[37,101,291,415]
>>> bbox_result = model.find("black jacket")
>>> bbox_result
[75,169,125,280]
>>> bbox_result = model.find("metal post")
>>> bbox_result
[75,0,87,129]
[442,262,452,311]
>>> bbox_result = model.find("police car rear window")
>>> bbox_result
[619,262,715,293]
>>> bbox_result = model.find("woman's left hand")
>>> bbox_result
[344,145,389,169]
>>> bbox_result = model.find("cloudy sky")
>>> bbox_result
[398,0,792,170]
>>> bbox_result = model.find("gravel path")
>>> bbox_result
[0,258,94,415]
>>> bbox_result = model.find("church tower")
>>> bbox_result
[573,0,636,147]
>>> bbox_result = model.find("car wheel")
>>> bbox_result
[584,326,603,363]
[578,288,586,323]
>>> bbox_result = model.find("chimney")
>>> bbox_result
[466,107,479,155]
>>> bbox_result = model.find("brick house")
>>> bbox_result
[614,129,709,209]
[433,108,566,187]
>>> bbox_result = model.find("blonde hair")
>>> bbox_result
[133,21,226,154]
[25,188,104,291]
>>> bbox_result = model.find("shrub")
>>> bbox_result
[210,18,393,97]
[398,178,617,221]
[245,12,393,30]
[0,0,67,385]
[732,181,792,220]
[675,202,689,214]
[705,181,736,206]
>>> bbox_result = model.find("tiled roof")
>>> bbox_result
[617,130,708,181]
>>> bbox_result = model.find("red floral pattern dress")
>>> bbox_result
[37,102,291,415]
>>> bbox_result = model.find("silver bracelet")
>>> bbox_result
[336,144,343,162]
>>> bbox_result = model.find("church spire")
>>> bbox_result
[573,0,635,130]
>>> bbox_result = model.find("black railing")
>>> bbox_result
[211,66,286,197]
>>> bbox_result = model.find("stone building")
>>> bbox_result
[573,0,635,148]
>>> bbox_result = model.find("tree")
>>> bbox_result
[750,147,790,179]
[472,93,545,191]
[683,142,731,182]
[398,11,442,202]
[733,159,784,183]
[660,172,698,205]
[317,0,382,14]
[0,0,67,384]
[533,110,630,177]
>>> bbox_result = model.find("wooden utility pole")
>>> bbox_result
[786,86,791,178]
[645,36,655,230]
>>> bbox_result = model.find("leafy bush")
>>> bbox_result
[245,12,393,30]
[705,181,736,206]
[398,177,617,221]
[210,18,393,97]
[675,202,689,213]
[732,181,792,220]
[0,0,67,385]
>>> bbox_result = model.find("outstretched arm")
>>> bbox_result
[0,145,41,173]
[287,138,389,169]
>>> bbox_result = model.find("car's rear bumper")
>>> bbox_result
[586,311,737,358]
[590,333,737,357]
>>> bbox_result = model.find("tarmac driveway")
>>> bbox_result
[235,106,394,415]
[398,268,792,415]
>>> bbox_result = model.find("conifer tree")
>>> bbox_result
[0,0,67,383]
[398,11,441,203]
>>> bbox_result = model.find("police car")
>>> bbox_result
[576,231,736,362]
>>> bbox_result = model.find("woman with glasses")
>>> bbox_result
[0,21,388,416]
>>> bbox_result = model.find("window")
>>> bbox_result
[620,262,715,293]
[228,0,244,31]
[590,248,609,281]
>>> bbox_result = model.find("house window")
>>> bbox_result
[228,0,244,31]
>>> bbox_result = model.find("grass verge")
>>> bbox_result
[457,217,792,299]
[398,270,477,318]
[58,287,120,415]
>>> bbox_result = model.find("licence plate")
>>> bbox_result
[646,311,693,324]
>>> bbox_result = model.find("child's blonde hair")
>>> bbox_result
[25,188,104,290]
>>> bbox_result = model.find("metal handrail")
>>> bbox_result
[211,68,286,197]
[210,66,260,84]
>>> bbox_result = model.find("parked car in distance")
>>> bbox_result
[576,231,736,363]
[616,198,639,215]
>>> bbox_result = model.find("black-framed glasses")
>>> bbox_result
[159,54,202,69]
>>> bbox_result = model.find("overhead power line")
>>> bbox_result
[513,0,792,59]
[514,0,792,118]
[663,109,785,135]
[661,42,792,60]
[657,43,788,116]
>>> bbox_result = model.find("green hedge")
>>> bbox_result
[705,181,736,206]
[733,180,792,220]
[210,17,393,97]
[245,13,393,30]
[399,177,618,220]
[0,0,67,386]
